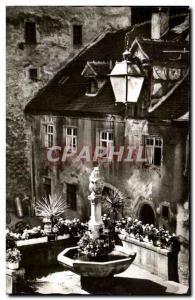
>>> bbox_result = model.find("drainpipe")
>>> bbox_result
[30,126,36,216]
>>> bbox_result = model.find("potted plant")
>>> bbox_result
[35,194,66,234]
[6,248,21,270]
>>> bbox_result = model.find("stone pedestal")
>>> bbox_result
[6,267,25,294]
[88,193,104,239]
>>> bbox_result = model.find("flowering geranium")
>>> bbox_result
[6,230,21,249]
[51,218,88,237]
[78,230,115,259]
[21,226,46,240]
[117,217,179,251]
[68,219,88,237]
[6,248,21,263]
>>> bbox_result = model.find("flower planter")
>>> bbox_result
[15,234,70,247]
[16,236,47,247]
[119,234,179,282]
[42,217,52,234]
[56,234,70,240]
[6,261,19,270]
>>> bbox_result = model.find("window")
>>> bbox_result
[67,184,77,210]
[87,78,98,95]
[100,131,114,158]
[43,124,54,148]
[65,127,77,153]
[161,205,169,219]
[73,25,82,46]
[43,177,51,199]
[29,68,38,81]
[145,136,162,166]
[25,22,36,44]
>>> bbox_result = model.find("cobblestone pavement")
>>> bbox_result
[16,263,189,295]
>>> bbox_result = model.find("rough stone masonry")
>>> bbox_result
[6,6,131,209]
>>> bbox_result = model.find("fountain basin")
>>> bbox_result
[57,246,136,277]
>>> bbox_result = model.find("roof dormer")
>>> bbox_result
[81,61,111,96]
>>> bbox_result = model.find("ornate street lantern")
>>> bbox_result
[109,49,145,104]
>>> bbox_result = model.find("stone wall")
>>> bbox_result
[120,234,179,282]
[30,114,188,232]
[176,202,189,286]
[6,7,131,210]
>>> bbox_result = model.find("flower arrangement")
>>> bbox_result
[20,226,46,240]
[52,218,88,237]
[6,248,21,263]
[116,217,179,252]
[6,230,21,249]
[77,230,115,259]
[6,218,89,243]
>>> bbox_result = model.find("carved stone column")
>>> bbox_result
[88,193,104,239]
[88,167,104,239]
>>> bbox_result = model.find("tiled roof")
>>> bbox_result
[148,75,189,120]
[25,27,133,115]
[56,82,125,117]
[131,37,189,66]
[25,13,189,120]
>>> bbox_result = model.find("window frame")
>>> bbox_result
[99,130,114,158]
[43,123,54,148]
[64,127,77,153]
[144,135,163,166]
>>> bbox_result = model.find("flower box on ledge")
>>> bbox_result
[119,234,179,282]
[16,234,70,247]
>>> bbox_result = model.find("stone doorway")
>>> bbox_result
[139,203,155,225]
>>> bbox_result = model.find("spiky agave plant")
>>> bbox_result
[102,189,126,222]
[35,194,66,220]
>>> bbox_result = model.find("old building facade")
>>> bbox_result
[25,8,189,234]
[6,6,132,208]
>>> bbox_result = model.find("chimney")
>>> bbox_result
[151,7,169,40]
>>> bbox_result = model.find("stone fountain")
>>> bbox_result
[57,167,136,285]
